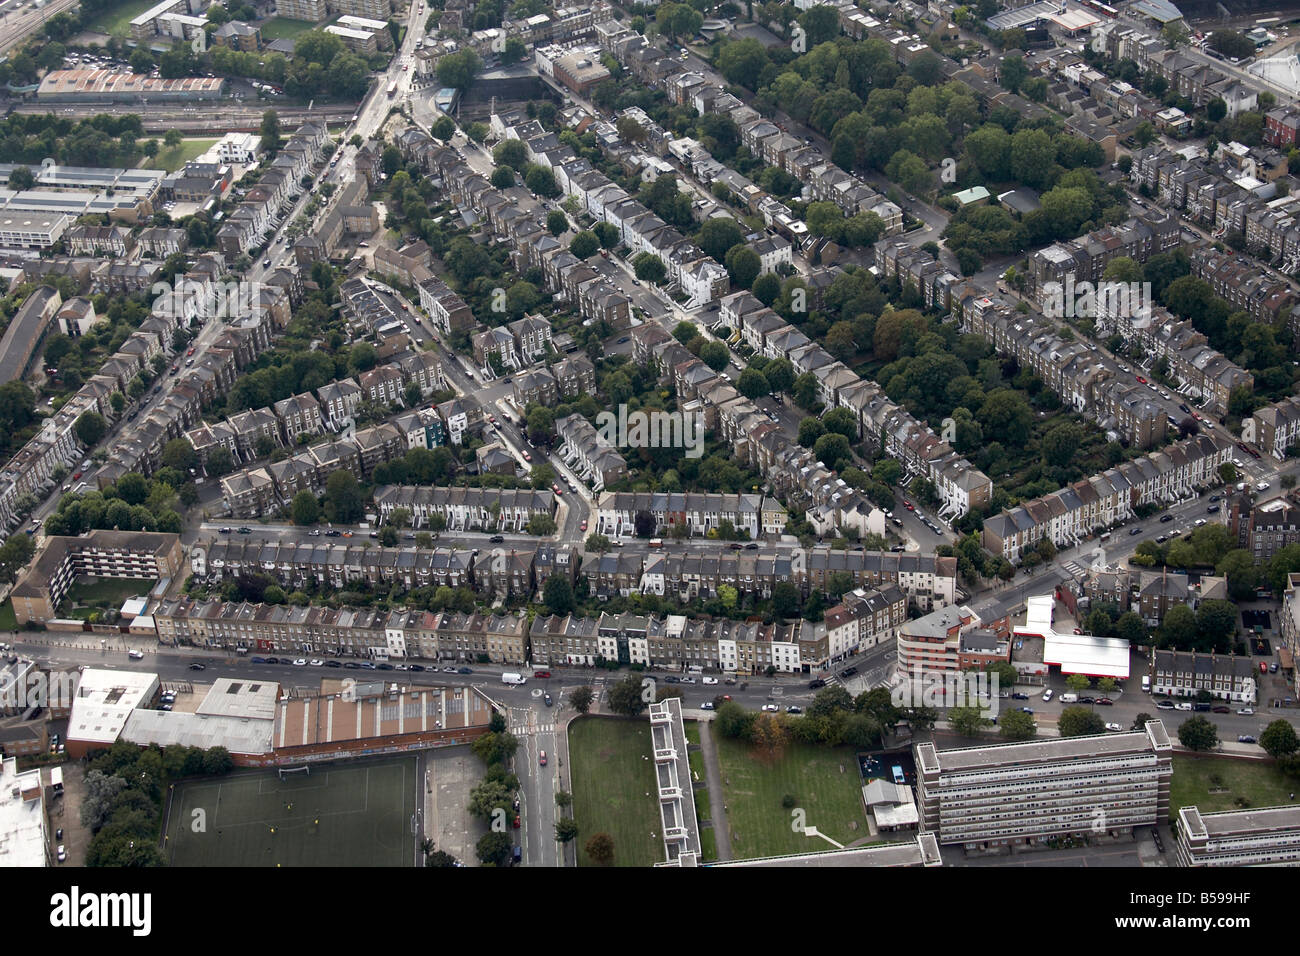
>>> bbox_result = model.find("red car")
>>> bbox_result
[488,415,496,425]
[1136,376,1147,384]
[539,750,547,766]
[523,451,532,462]
[580,519,587,532]
[905,503,915,512]
[533,670,551,678]
[512,814,520,829]
[71,471,81,481]
[552,484,563,497]
[187,348,195,356]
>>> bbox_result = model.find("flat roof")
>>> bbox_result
[120,709,272,755]
[196,677,281,720]
[0,758,46,868]
[920,721,1169,774]
[1015,594,1130,677]
[67,667,158,745]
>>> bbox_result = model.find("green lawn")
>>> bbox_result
[568,716,664,868]
[259,17,318,41]
[1170,754,1297,819]
[715,738,867,859]
[147,138,219,173]
[698,826,717,862]
[62,576,154,610]
[0,600,16,632]
[84,0,158,36]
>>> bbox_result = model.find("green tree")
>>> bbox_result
[568,686,594,714]
[555,818,579,843]
[476,831,512,866]
[543,575,575,614]
[74,411,107,447]
[999,708,1037,740]
[1177,715,1219,752]
[606,675,648,717]
[1058,705,1106,737]
[1260,719,1300,758]
[585,832,615,866]
[291,490,320,525]
[324,470,363,524]
[948,705,991,737]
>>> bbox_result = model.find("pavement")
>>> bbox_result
[695,717,733,862]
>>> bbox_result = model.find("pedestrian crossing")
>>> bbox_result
[1061,561,1086,579]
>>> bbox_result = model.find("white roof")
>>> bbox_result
[1041,632,1131,678]
[67,668,158,745]
[196,677,281,720]
[120,710,273,755]
[0,757,45,868]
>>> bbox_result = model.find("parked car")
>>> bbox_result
[1104,722,1124,732]
[127,649,145,659]
[702,676,719,685]
[188,662,206,671]
[1211,705,1231,713]
[1238,707,1255,715]
[533,670,551,679]
[1238,735,1257,744]
[839,666,858,678]
[808,678,826,689]
[1156,699,1176,709]
[786,705,803,714]
[457,667,473,674]
[1042,688,1053,701]
[761,703,779,712]
[1011,692,1029,700]
[701,701,715,710]
[1096,698,1114,706]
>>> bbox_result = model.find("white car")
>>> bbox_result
[681,676,697,684]
[56,845,67,863]
[293,658,307,666]
[308,659,324,667]
[1175,701,1193,711]
[1238,707,1255,715]
[1105,722,1124,732]
[1042,688,1054,702]
[761,703,779,712]
[702,676,719,685]
[127,649,144,659]
[308,529,321,536]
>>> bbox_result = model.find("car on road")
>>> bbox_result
[325,660,342,668]
[533,670,551,678]
[1160,514,1174,522]
[377,663,394,670]
[1042,688,1053,701]
[1130,527,1143,535]
[57,845,67,863]
[786,705,803,714]
[839,666,858,678]
[808,678,826,689]
[1211,705,1230,713]
[325,529,341,537]
[251,657,267,664]
[617,336,630,344]
[237,527,252,534]
[580,520,587,532]
[1011,692,1029,700]
[539,750,547,766]
[1105,722,1124,732]
[1238,707,1255,715]
[682,676,697,684]
[344,661,360,668]
[308,529,321,536]
[1175,701,1193,710]
[1238,735,1257,744]
[342,531,353,537]
[522,451,532,462]
[188,662,206,671]
[1096,698,1114,706]
[664,675,680,684]
[128,649,145,659]
[1207,505,1220,513]
[1020,707,1034,714]
[409,664,425,672]
[702,676,718,685]
[552,484,563,496]
[309,659,324,667]
[1156,699,1175,709]
[489,534,505,543]
[701,701,715,710]
[293,658,307,666]
[458,667,473,674]
[761,703,779,712]
[544,693,552,706]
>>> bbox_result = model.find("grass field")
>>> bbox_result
[164,756,418,867]
[259,17,318,41]
[84,0,159,36]
[147,138,219,173]
[0,600,16,632]
[568,716,664,868]
[63,576,153,610]
[1170,754,1297,819]
[715,738,867,859]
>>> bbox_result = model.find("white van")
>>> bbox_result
[1141,675,1151,692]
[1060,693,1079,703]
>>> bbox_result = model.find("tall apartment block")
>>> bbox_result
[1177,805,1300,866]
[915,721,1173,850]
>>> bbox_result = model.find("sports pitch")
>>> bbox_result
[163,756,419,867]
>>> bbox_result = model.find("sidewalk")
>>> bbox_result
[695,717,734,862]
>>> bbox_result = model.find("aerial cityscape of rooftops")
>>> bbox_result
[0,0,1299,878]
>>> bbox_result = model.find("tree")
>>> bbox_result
[476,831,512,866]
[812,433,851,471]
[1178,715,1219,752]
[633,253,666,284]
[0,535,35,584]
[324,470,364,524]
[585,832,615,866]
[543,208,568,237]
[699,340,729,372]
[437,48,482,91]
[161,438,197,472]
[431,116,456,141]
[725,245,761,288]
[736,367,770,399]
[948,705,991,737]
[555,818,579,843]
[998,708,1037,740]
[80,770,127,831]
[8,166,34,190]
[290,491,320,526]
[74,411,107,447]
[543,575,575,614]
[568,686,594,714]
[260,109,282,153]
[606,675,648,717]
[1065,673,1092,692]
[1260,719,1300,758]
[752,272,781,307]
[1058,705,1106,738]
[697,218,745,262]
[771,581,800,618]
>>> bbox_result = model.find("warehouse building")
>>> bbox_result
[37,70,225,102]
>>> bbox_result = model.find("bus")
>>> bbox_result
[387,80,398,98]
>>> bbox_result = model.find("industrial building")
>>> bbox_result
[37,70,226,102]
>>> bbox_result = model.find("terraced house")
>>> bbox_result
[593,492,785,539]
[372,485,555,532]
[982,433,1234,561]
